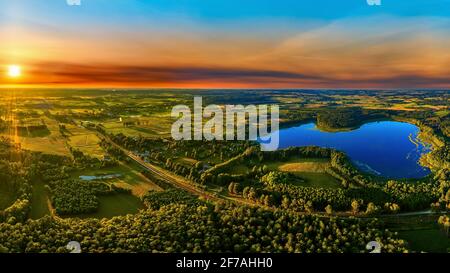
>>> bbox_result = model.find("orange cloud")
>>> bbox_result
[1,16,449,88]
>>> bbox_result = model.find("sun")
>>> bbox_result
[7,65,22,78]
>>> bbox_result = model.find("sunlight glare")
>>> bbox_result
[7,65,21,78]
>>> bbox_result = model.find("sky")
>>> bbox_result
[0,0,449,88]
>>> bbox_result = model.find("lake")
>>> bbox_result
[261,121,431,179]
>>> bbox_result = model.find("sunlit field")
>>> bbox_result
[0,88,448,254]
[0,0,449,257]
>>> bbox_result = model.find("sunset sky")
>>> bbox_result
[1,0,449,88]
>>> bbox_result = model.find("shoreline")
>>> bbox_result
[276,118,436,181]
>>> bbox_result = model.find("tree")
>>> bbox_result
[389,203,400,214]
[393,204,400,214]
[242,187,250,198]
[365,203,379,215]
[438,215,450,237]
[351,200,360,215]
[248,188,257,200]
[233,183,241,195]
[263,195,271,206]
[305,201,314,213]
[228,182,235,194]
[325,204,333,215]
[431,202,441,212]
[281,197,290,209]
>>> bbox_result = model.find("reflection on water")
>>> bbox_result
[260,121,431,179]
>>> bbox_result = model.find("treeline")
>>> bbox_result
[31,152,130,216]
[394,110,450,232]
[71,147,118,168]
[0,150,33,223]
[397,111,449,170]
[101,133,254,184]
[237,169,439,214]
[99,140,127,161]
[0,203,407,253]
[316,108,387,130]
[49,180,116,215]
[260,171,350,211]
[201,146,367,188]
[142,188,201,210]
[434,169,450,237]
[105,133,252,166]
[200,146,441,214]
[383,180,439,211]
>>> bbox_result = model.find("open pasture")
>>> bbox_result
[0,183,16,210]
[67,193,145,219]
[267,158,341,188]
[63,123,105,158]
[71,162,162,197]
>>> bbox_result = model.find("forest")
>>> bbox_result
[0,89,448,253]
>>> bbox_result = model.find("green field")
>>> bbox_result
[101,114,173,138]
[1,116,71,156]
[399,229,450,253]
[228,164,250,175]
[267,157,329,171]
[382,214,450,253]
[292,172,341,189]
[0,183,16,210]
[68,193,145,219]
[29,181,51,219]
[65,124,105,158]
[71,162,162,197]
[174,157,199,167]
[0,89,448,253]
[266,158,341,188]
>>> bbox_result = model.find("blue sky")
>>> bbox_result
[1,0,449,88]
[2,0,449,26]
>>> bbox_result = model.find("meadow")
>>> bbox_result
[399,228,450,253]
[0,89,448,253]
[70,162,162,197]
[0,183,16,210]
[29,181,51,219]
[255,157,340,188]
[64,193,145,219]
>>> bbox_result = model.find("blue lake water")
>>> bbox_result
[261,121,431,179]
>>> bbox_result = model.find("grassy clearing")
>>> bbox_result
[292,172,341,189]
[174,157,199,167]
[102,121,154,137]
[266,157,330,171]
[228,164,250,175]
[436,110,449,117]
[65,124,105,158]
[1,116,71,156]
[114,162,163,196]
[102,114,172,138]
[26,128,51,138]
[382,214,450,253]
[278,161,330,173]
[68,134,104,158]
[398,229,450,253]
[71,162,162,197]
[68,134,100,147]
[15,136,70,156]
[30,181,51,219]
[0,183,16,210]
[69,193,145,219]
[267,158,341,188]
